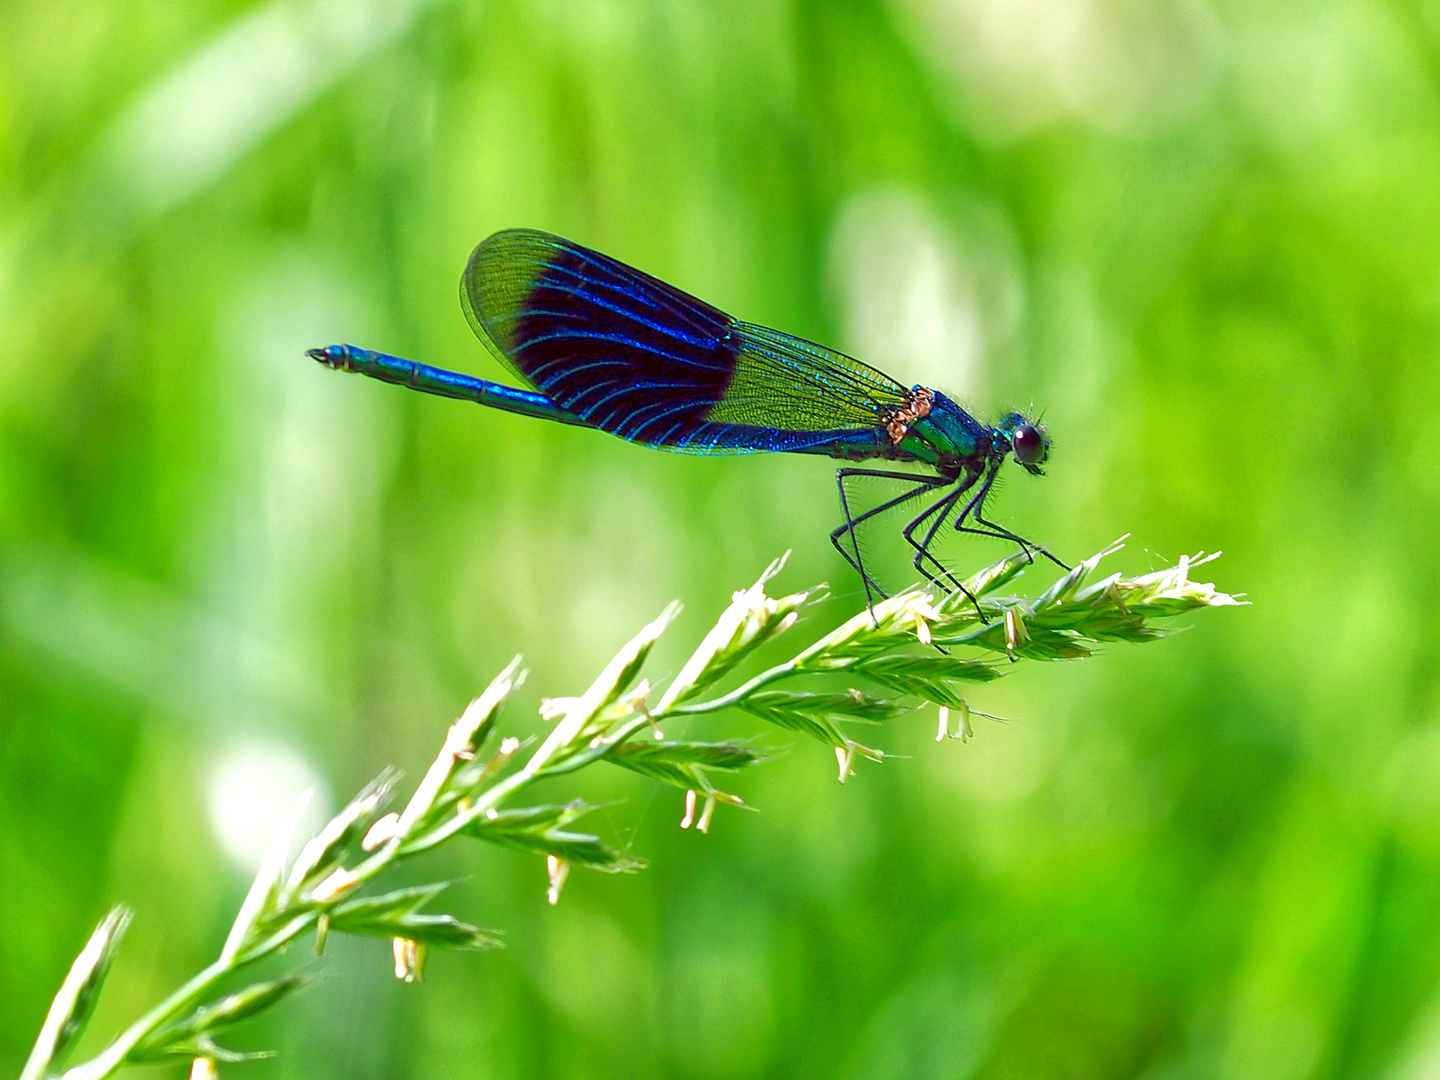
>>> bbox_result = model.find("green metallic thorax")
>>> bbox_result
[894,391,991,473]
[812,389,996,472]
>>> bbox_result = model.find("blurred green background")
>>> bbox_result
[3,0,1439,1076]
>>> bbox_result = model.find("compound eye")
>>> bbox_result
[1011,424,1045,464]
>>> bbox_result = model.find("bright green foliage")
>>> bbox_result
[21,553,1232,1077]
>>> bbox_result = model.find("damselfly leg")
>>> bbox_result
[905,471,987,619]
[831,468,952,616]
[952,470,1070,571]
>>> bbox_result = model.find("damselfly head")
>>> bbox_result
[997,412,1049,475]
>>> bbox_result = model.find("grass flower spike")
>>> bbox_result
[26,543,1240,1079]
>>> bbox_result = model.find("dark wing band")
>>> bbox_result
[462,229,908,453]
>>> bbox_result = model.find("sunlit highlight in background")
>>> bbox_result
[206,740,330,873]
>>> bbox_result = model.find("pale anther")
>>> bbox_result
[362,812,402,851]
[312,867,359,902]
[392,937,425,982]
[546,855,570,905]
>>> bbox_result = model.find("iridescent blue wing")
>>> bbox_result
[461,229,909,453]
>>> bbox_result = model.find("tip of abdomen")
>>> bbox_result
[307,345,346,368]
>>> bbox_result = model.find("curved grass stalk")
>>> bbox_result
[23,543,1241,1079]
